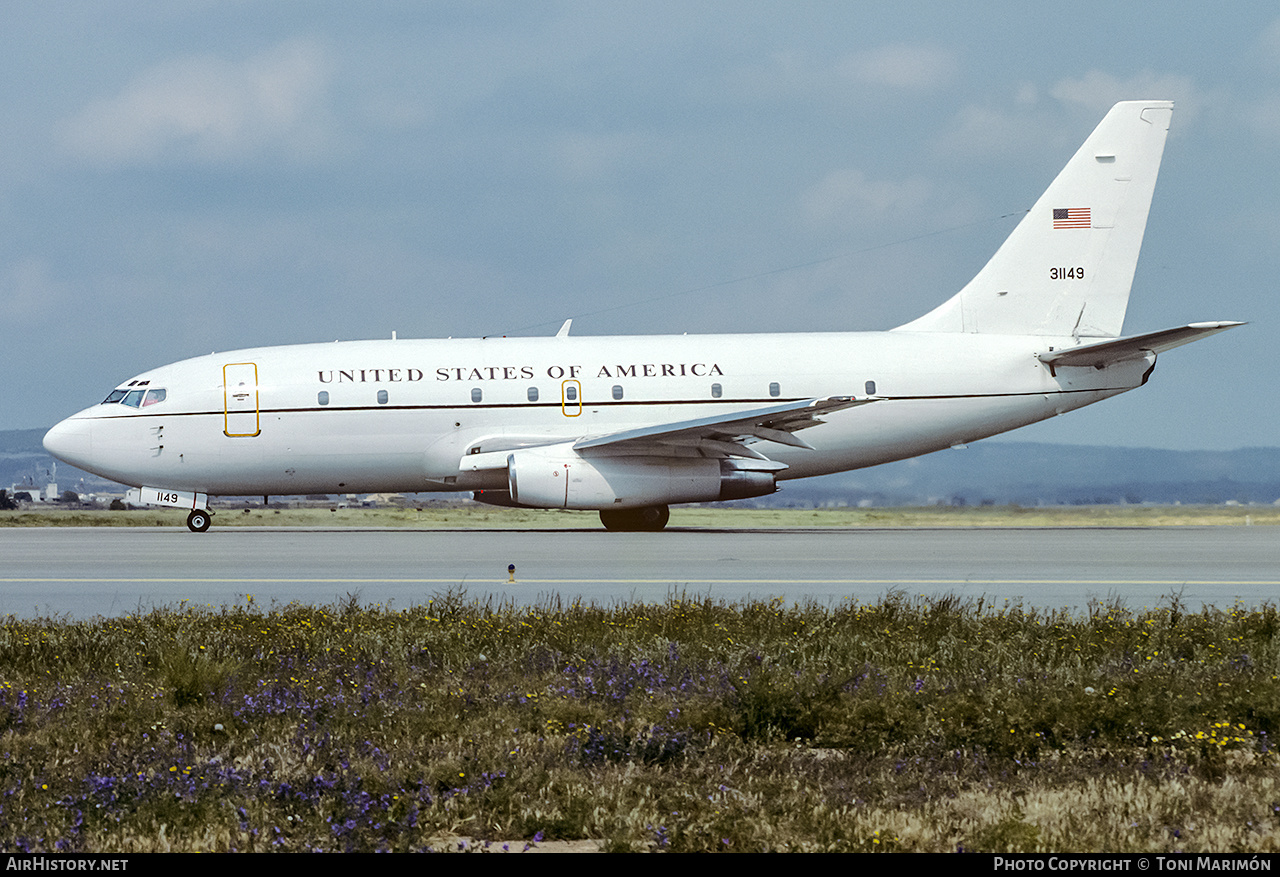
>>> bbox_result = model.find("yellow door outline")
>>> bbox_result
[561,379,582,417]
[223,362,261,437]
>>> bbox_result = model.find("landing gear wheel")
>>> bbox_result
[599,505,670,532]
[599,509,628,531]
[186,509,212,533]
[634,505,670,531]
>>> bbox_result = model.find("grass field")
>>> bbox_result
[2,503,1277,852]
[2,503,1278,529]
[4,591,1280,852]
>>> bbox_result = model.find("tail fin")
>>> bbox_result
[896,100,1173,337]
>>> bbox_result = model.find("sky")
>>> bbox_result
[2,1,1275,450]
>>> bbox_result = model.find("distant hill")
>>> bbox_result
[3,428,1278,507]
[768,442,1280,507]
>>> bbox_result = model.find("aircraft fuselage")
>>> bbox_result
[43,330,1149,497]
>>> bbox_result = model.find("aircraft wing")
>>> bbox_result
[460,395,878,471]
[1038,321,1244,369]
[573,395,877,456]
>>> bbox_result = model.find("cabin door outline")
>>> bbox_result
[223,362,261,437]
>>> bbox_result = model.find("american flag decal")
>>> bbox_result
[1053,207,1091,229]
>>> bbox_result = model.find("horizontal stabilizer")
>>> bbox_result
[1038,321,1244,369]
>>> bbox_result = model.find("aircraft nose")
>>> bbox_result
[43,416,94,469]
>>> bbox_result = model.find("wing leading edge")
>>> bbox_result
[574,395,876,455]
[461,395,878,472]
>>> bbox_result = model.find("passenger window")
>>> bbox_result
[122,389,145,408]
[141,389,166,407]
[377,390,389,405]
[565,385,578,402]
[711,383,722,398]
[769,382,780,397]
[471,388,482,403]
[527,387,538,402]
[612,385,623,400]
[865,380,876,395]
[318,391,330,406]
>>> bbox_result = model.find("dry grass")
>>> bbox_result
[5,593,1280,852]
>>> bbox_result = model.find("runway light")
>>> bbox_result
[508,564,516,583]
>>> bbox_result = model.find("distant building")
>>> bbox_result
[9,483,47,502]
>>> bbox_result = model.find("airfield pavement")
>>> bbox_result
[1,525,1278,618]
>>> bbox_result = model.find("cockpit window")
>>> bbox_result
[102,386,167,408]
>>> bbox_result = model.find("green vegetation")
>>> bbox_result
[1,503,1278,529]
[4,592,1280,852]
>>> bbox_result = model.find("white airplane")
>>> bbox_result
[44,100,1241,532]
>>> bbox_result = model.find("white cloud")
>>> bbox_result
[836,43,957,92]
[547,131,672,183]
[802,168,932,232]
[1014,83,1038,107]
[939,74,1200,161]
[1244,95,1280,143]
[1049,70,1198,119]
[936,103,1061,159]
[59,38,335,166]
[728,42,956,104]
[0,258,69,325]
[1257,17,1280,70]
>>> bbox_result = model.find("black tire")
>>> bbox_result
[599,508,629,531]
[186,509,212,533]
[634,505,670,531]
[599,505,670,532]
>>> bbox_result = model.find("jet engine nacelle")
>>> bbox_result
[505,444,778,510]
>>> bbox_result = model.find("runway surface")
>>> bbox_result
[2,526,1278,618]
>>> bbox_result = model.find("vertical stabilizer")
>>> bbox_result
[895,101,1173,337]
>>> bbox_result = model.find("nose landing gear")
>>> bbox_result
[186,509,212,532]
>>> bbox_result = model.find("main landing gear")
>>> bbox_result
[186,509,212,532]
[599,505,670,532]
